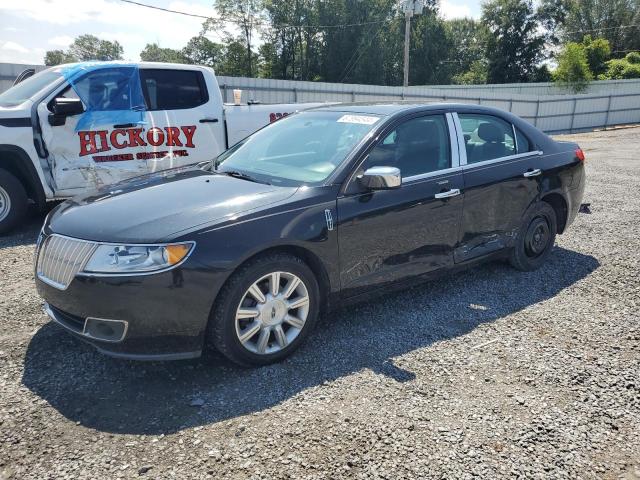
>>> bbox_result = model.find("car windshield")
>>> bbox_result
[215,111,381,186]
[0,70,62,107]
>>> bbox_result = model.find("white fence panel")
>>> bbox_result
[1,63,639,134]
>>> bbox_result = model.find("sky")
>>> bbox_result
[0,0,481,66]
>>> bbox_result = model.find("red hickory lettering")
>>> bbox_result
[78,126,197,157]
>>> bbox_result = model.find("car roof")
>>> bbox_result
[309,102,475,117]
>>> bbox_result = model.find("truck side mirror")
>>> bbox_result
[48,98,85,126]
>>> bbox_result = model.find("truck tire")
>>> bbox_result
[0,169,28,234]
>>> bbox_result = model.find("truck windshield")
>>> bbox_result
[0,70,62,107]
[216,111,381,186]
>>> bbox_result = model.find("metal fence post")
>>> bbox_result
[351,91,356,102]
[604,94,612,129]
[293,88,298,103]
[569,98,578,133]
[222,84,228,103]
[533,99,540,127]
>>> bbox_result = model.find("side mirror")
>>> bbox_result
[48,98,85,127]
[357,166,402,190]
[51,97,85,116]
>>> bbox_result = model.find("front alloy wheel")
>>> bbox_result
[209,253,320,366]
[235,271,310,355]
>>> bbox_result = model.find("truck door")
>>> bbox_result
[37,66,150,196]
[138,68,226,173]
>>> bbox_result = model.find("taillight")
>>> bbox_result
[575,148,585,162]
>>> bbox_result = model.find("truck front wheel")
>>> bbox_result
[0,169,28,234]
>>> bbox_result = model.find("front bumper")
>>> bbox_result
[36,259,224,361]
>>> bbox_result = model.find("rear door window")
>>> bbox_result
[140,69,208,110]
[458,114,516,164]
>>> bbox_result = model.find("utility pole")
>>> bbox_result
[401,0,425,87]
[403,10,411,87]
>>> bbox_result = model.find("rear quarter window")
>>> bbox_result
[140,69,208,110]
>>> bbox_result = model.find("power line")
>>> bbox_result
[340,19,391,82]
[562,23,640,36]
[119,0,210,19]
[118,0,391,30]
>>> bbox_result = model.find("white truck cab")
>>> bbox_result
[0,61,322,233]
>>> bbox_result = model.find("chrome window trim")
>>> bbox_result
[403,166,463,184]
[445,112,460,169]
[451,113,468,166]
[461,151,544,171]
[512,123,519,153]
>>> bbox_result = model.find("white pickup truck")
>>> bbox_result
[0,61,322,233]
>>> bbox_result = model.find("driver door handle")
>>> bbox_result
[434,188,461,199]
[523,168,542,178]
[200,118,219,123]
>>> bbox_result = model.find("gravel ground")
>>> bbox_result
[1,127,639,479]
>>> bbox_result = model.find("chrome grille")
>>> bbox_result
[36,235,97,290]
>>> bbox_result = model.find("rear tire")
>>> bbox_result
[208,253,320,367]
[0,169,28,235]
[509,201,557,272]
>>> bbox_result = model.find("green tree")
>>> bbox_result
[44,49,77,66]
[482,0,548,83]
[603,51,640,78]
[139,43,188,63]
[217,36,261,76]
[562,0,640,54]
[554,41,593,91]
[68,34,123,61]
[206,0,266,77]
[582,35,611,76]
[443,18,489,83]
[43,34,123,65]
[182,36,224,67]
[452,60,489,84]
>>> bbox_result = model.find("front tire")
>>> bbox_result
[509,201,557,271]
[0,169,28,235]
[209,253,320,367]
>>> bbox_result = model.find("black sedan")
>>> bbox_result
[35,103,586,366]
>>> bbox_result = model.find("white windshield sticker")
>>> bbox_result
[337,114,379,125]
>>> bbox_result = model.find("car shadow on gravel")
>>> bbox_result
[21,246,599,435]
[0,209,50,250]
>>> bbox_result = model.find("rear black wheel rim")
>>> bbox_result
[524,216,550,258]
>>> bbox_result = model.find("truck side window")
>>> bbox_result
[140,69,208,111]
[49,68,135,112]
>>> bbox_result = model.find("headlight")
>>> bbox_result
[83,242,194,274]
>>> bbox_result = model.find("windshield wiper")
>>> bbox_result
[219,170,266,184]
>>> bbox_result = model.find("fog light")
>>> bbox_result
[83,318,128,342]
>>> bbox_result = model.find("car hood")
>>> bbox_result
[0,101,31,118]
[46,166,299,243]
